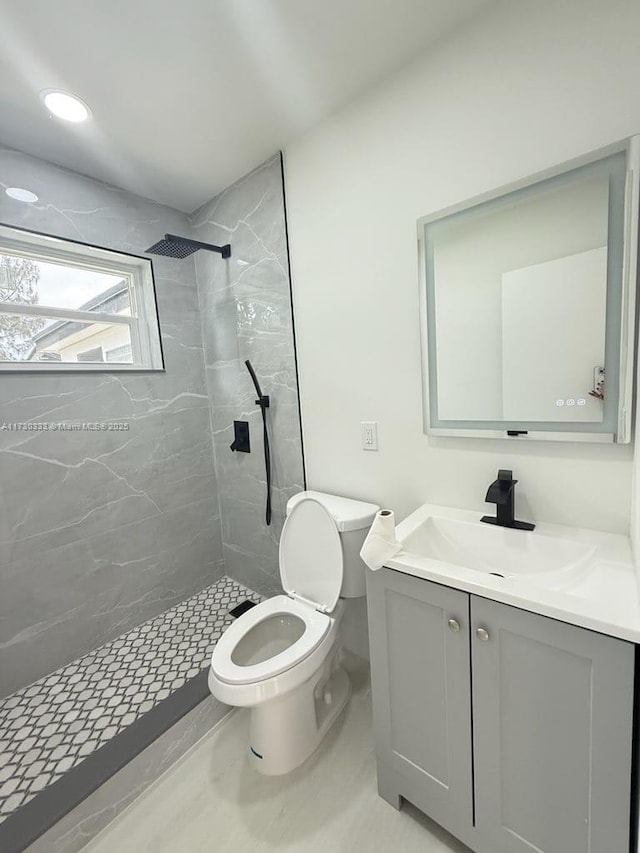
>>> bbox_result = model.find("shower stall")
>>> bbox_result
[0,147,304,853]
[144,235,274,528]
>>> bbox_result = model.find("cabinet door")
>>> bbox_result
[471,596,634,853]
[367,569,473,838]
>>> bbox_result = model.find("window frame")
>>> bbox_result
[0,224,164,372]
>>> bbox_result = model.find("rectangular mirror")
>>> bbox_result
[418,138,639,443]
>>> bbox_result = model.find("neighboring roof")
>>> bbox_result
[32,280,128,346]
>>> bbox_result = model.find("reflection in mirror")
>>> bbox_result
[420,142,638,443]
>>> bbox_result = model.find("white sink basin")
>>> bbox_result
[400,513,595,579]
[383,504,637,642]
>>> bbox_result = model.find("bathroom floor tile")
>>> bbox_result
[83,656,470,853]
[0,577,260,825]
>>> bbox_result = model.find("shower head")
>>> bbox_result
[145,233,231,259]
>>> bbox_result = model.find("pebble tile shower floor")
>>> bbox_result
[0,577,259,823]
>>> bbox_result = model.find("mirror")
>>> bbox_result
[419,139,639,443]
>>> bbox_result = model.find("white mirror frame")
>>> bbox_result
[417,136,640,444]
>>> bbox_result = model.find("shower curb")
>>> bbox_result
[1,671,210,853]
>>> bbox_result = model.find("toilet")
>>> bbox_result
[208,490,379,775]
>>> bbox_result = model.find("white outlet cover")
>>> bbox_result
[360,421,378,451]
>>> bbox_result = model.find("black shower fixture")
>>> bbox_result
[145,233,231,259]
[244,360,272,527]
[230,420,250,454]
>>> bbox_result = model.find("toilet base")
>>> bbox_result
[248,648,350,775]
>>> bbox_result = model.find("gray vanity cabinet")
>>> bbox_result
[366,568,474,842]
[366,568,636,853]
[471,595,634,853]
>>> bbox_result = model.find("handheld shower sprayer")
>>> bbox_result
[245,360,269,411]
[244,360,272,526]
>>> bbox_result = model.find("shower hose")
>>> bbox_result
[244,359,272,526]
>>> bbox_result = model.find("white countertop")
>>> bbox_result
[385,504,640,643]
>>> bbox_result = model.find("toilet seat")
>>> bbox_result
[210,498,346,698]
[211,596,331,686]
[279,497,344,612]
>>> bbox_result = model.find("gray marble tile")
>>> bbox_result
[0,147,305,700]
[219,500,283,598]
[191,155,305,596]
[0,499,224,696]
[199,302,240,365]
[0,147,223,698]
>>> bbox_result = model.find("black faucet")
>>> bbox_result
[480,469,535,531]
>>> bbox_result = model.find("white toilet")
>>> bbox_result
[208,490,379,775]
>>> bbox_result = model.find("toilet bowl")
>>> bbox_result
[209,594,340,706]
[208,491,379,775]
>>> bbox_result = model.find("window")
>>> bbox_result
[0,224,164,371]
[105,344,133,363]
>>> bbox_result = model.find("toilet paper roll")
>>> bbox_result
[360,509,402,571]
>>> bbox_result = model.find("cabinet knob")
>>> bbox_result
[448,618,461,633]
[475,627,490,642]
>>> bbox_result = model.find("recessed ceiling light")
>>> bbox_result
[5,187,39,203]
[40,89,91,123]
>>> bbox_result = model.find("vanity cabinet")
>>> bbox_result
[366,569,473,835]
[367,568,635,853]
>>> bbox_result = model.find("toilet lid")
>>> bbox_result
[279,497,344,612]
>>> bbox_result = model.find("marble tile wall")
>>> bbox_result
[191,154,305,596]
[0,147,224,698]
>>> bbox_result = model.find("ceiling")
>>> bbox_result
[0,0,494,212]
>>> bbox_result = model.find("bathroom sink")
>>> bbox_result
[399,513,595,579]
[381,503,636,643]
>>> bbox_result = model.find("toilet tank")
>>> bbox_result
[286,491,379,598]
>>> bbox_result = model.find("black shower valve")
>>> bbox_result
[230,420,250,453]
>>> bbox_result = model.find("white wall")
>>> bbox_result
[284,0,639,537]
